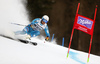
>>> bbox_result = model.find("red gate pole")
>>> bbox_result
[87,35,93,62]
[94,5,98,21]
[87,5,97,63]
[67,3,80,58]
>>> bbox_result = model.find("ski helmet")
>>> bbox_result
[42,15,49,23]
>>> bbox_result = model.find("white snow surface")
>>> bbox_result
[0,36,100,64]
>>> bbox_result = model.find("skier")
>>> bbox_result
[15,15,50,41]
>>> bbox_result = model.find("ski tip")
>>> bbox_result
[30,42,37,46]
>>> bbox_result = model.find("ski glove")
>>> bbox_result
[45,36,49,41]
[26,35,31,39]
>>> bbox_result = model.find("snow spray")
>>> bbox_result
[0,0,29,38]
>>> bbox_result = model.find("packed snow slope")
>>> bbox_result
[0,36,100,64]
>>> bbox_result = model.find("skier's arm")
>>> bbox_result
[31,18,40,25]
[44,25,50,41]
[28,18,40,29]
[25,18,40,27]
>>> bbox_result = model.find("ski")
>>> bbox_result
[0,35,37,46]
[18,39,37,46]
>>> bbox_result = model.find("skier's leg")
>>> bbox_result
[14,31,26,35]
[14,26,29,35]
[23,26,29,34]
[30,31,40,37]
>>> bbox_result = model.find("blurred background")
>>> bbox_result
[26,0,100,56]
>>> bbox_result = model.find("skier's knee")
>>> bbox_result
[37,31,40,35]
[23,27,29,33]
[32,31,40,37]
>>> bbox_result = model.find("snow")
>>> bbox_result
[0,36,100,64]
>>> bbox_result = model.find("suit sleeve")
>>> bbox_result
[31,18,40,25]
[44,25,50,37]
[26,18,39,27]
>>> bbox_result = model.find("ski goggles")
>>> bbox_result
[42,18,48,23]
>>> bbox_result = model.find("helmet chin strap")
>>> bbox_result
[41,20,45,24]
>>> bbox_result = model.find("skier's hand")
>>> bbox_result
[26,35,31,39]
[45,36,49,41]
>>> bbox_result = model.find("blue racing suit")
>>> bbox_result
[23,18,50,37]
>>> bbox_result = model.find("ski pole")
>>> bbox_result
[10,22,27,26]
[51,34,55,42]
[62,37,64,46]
